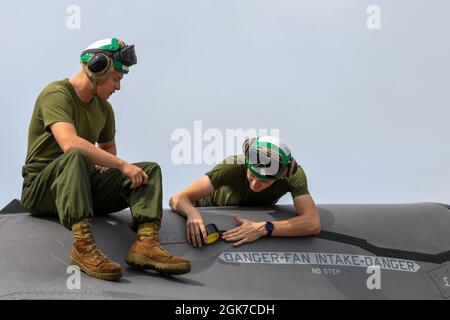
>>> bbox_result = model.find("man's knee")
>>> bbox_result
[137,161,161,174]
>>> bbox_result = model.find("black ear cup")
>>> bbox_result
[87,53,110,74]
[286,158,298,177]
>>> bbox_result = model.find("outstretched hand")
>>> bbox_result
[222,214,267,247]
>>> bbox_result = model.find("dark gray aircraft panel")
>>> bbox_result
[0,201,449,300]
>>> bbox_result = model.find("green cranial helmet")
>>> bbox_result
[80,38,137,74]
[80,38,137,94]
[242,136,298,181]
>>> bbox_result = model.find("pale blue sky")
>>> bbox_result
[1,0,449,209]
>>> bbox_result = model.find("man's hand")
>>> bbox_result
[120,163,148,189]
[186,211,208,248]
[222,214,267,247]
[95,165,110,174]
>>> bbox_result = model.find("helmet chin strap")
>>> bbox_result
[82,61,114,96]
[82,64,99,95]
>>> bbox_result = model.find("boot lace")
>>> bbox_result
[81,221,108,261]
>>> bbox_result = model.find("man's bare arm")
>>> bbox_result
[222,194,321,246]
[51,122,123,169]
[50,122,148,188]
[97,139,117,156]
[95,140,116,172]
[169,175,214,217]
[169,176,215,247]
[271,194,321,237]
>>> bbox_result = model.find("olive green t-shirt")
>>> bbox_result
[24,79,115,171]
[196,155,310,207]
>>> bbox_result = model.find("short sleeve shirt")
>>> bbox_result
[196,155,310,207]
[24,79,115,168]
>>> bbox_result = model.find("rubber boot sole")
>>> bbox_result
[69,256,122,281]
[125,252,191,275]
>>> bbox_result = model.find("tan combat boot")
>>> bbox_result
[70,219,123,281]
[126,222,191,275]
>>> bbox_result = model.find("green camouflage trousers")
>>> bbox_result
[21,148,162,231]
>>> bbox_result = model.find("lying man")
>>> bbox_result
[169,136,321,247]
[21,38,190,281]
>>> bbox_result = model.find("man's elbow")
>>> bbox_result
[61,142,74,153]
[310,219,321,235]
[302,215,321,236]
[60,138,79,153]
[169,195,178,211]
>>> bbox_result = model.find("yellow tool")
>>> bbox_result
[205,223,220,244]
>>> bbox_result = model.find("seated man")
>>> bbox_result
[169,136,321,247]
[21,38,190,281]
